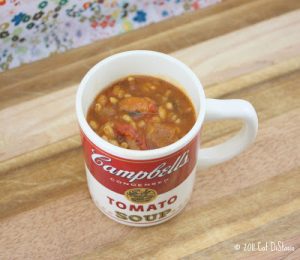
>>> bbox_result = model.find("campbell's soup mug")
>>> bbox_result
[76,50,258,227]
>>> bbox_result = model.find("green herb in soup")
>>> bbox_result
[87,75,196,150]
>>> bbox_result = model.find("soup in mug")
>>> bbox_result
[87,75,196,150]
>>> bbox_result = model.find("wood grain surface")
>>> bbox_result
[1,0,299,259]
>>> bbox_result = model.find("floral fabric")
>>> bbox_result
[0,0,220,72]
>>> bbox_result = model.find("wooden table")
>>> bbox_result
[1,0,299,259]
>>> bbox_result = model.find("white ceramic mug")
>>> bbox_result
[76,50,258,227]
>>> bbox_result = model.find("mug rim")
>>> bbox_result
[76,50,206,160]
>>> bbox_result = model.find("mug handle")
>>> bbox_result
[198,98,258,169]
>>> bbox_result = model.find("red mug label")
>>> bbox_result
[81,130,198,195]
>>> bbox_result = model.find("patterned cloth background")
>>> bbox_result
[0,0,220,72]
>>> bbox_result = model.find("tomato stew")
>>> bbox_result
[87,75,196,150]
